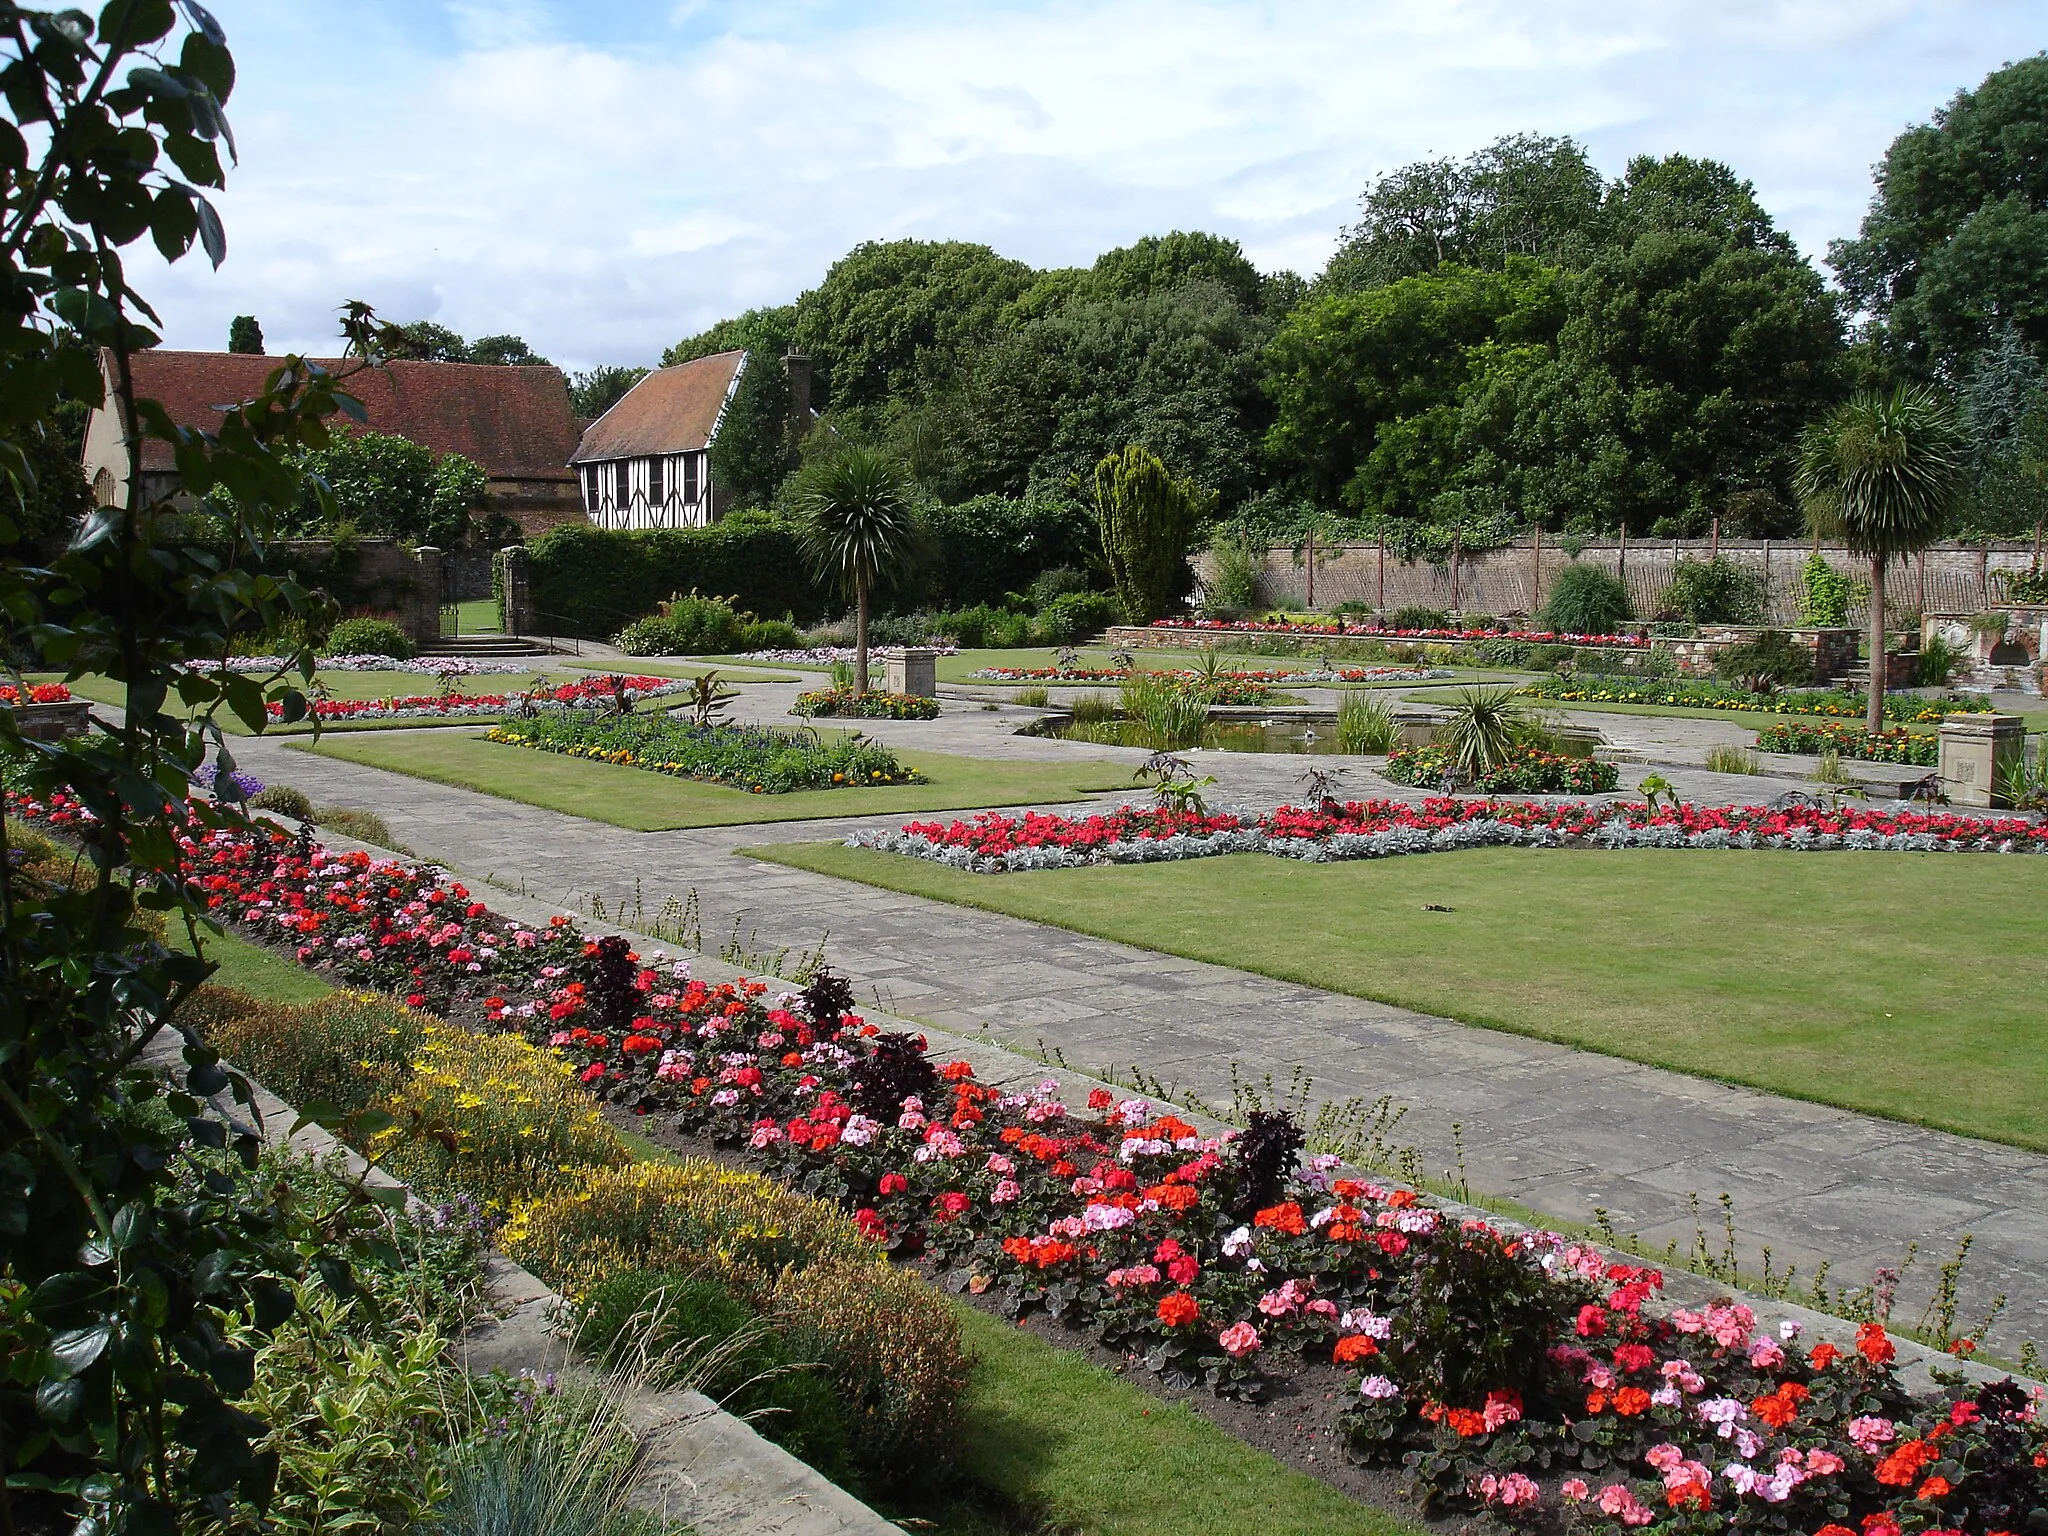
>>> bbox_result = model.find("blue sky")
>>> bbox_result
[134,1,2046,372]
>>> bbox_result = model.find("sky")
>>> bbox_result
[133,0,2046,373]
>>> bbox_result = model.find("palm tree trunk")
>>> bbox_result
[1866,556,1886,736]
[854,573,870,699]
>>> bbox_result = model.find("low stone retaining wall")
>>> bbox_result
[9,700,92,740]
[1659,626,1859,683]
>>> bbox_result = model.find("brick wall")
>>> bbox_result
[1200,538,2046,628]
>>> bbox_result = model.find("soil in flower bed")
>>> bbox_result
[606,1105,1444,1531]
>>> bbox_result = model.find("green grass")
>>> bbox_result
[288,729,1136,831]
[927,1303,1415,1536]
[40,669,593,735]
[743,842,2048,1151]
[451,597,499,633]
[179,923,334,1004]
[560,658,790,683]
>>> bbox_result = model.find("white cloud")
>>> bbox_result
[131,0,2047,369]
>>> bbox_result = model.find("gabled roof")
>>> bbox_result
[116,350,579,479]
[570,350,746,464]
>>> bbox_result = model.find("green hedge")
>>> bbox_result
[524,515,823,637]
[526,498,1098,638]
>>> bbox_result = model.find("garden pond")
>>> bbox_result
[1034,713,1607,758]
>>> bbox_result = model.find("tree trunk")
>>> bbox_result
[1866,556,1886,736]
[854,573,871,698]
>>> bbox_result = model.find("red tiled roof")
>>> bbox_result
[121,350,579,479]
[571,351,745,463]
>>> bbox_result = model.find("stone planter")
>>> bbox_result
[1938,714,2025,808]
[10,700,92,740]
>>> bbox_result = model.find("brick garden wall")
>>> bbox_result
[1200,538,2046,628]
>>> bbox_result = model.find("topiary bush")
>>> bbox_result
[1387,606,1452,630]
[1539,564,1631,635]
[325,614,414,659]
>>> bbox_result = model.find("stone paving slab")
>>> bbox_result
[220,705,2048,1357]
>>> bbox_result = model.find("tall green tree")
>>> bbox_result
[289,430,491,546]
[794,448,924,693]
[227,313,263,353]
[1795,386,1969,732]
[792,240,1033,420]
[567,363,649,419]
[1096,443,1215,622]
[1829,54,2048,378]
[467,333,550,366]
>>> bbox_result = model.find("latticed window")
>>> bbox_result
[683,452,700,505]
[648,456,664,507]
[615,460,631,506]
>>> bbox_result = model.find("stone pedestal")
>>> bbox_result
[1938,714,2024,808]
[11,701,92,740]
[886,647,937,698]
[403,546,446,648]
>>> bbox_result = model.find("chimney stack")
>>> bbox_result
[783,348,812,436]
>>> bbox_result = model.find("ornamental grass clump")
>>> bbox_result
[1120,671,1210,750]
[1337,690,1397,754]
[371,1024,628,1213]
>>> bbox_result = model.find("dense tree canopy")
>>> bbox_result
[287,430,494,546]
[1830,54,2048,381]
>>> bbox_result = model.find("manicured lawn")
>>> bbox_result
[933,1303,1416,1536]
[560,658,790,683]
[451,597,498,633]
[289,729,1136,831]
[744,842,2048,1151]
[41,668,590,735]
[178,923,334,1004]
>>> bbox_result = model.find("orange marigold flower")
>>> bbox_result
[1333,1335,1380,1364]
[1875,1440,1939,1487]
[1152,1184,1201,1211]
[1446,1407,1488,1437]
[1809,1342,1842,1370]
[941,1060,976,1079]
[1918,1477,1953,1500]
[1667,1481,1710,1511]
[1156,1292,1200,1328]
[1387,1189,1419,1209]
[1613,1387,1652,1416]
[1586,1390,1609,1415]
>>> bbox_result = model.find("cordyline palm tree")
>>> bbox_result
[1795,386,1968,735]
[795,447,924,697]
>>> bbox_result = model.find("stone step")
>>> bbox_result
[420,635,555,657]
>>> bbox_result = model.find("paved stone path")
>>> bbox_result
[220,682,2048,1355]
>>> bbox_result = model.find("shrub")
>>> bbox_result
[206,989,425,1118]
[310,805,406,851]
[789,688,941,721]
[1387,605,1452,630]
[371,1023,628,1213]
[501,1159,874,1300]
[615,590,745,655]
[1797,551,1860,626]
[1032,589,1122,645]
[985,610,1032,648]
[928,602,1004,648]
[771,1258,969,1485]
[249,783,314,822]
[325,615,414,659]
[1712,630,1814,689]
[739,618,802,651]
[1662,556,1764,624]
[1384,741,1619,794]
[1382,1224,1575,1407]
[1204,534,1263,611]
[1915,632,1967,686]
[487,714,924,789]
[1538,565,1631,635]
[526,518,822,639]
[574,1270,854,1482]
[1026,566,1089,609]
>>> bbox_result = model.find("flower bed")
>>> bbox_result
[790,687,943,720]
[218,653,537,675]
[487,712,925,791]
[851,797,2048,872]
[1382,743,1621,795]
[739,645,959,664]
[1520,676,1993,725]
[969,664,1450,690]
[14,794,2041,1530]
[263,673,689,723]
[0,681,71,704]
[1753,722,1941,767]
[1150,617,1649,647]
